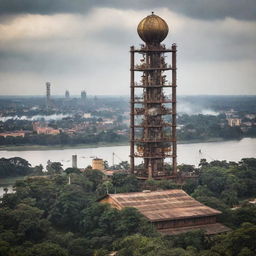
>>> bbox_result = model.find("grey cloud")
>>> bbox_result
[0,0,256,21]
[0,4,255,96]
[93,28,138,47]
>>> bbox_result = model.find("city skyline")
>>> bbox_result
[0,0,255,96]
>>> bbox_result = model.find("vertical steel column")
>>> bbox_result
[130,46,135,174]
[172,44,177,176]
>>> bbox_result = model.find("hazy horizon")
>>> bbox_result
[1,94,256,97]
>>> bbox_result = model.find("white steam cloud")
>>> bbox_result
[0,114,71,122]
[178,102,219,116]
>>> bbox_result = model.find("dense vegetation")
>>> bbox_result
[0,157,33,178]
[0,157,256,255]
[0,130,127,146]
[1,113,256,146]
[178,113,256,141]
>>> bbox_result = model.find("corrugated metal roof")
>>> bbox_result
[159,223,231,235]
[106,189,221,221]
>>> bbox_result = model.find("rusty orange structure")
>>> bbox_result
[100,190,230,235]
[130,13,177,179]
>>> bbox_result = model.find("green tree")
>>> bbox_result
[0,241,11,256]
[68,238,91,256]
[49,186,91,231]
[11,203,48,242]
[64,168,81,175]
[0,157,32,177]
[27,242,68,256]
[192,185,214,198]
[112,173,139,193]
[46,162,63,174]
[84,170,104,190]
[208,223,256,256]
[221,189,239,207]
[200,167,229,195]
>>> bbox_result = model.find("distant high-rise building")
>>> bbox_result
[65,90,70,99]
[81,90,86,100]
[46,82,51,110]
[81,90,87,105]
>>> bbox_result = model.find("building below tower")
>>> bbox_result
[99,189,231,235]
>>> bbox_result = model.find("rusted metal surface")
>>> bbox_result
[171,44,177,175]
[130,14,177,179]
[102,190,221,222]
[159,223,231,236]
[130,46,135,174]
[137,12,169,44]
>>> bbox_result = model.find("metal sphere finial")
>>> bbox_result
[137,13,169,44]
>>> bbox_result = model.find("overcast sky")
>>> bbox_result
[0,0,255,96]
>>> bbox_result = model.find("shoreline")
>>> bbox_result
[0,137,243,151]
[0,176,26,186]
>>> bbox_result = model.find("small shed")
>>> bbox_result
[99,189,230,235]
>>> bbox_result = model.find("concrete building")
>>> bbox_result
[83,113,91,118]
[72,155,77,168]
[227,118,241,127]
[81,90,87,104]
[100,189,230,235]
[33,122,60,135]
[245,114,256,120]
[35,127,60,135]
[0,131,26,138]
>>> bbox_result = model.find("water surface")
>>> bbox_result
[0,138,255,169]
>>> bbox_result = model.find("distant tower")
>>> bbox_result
[46,82,51,110]
[92,158,104,171]
[65,90,70,99]
[72,155,77,169]
[130,12,177,179]
[81,90,86,100]
[81,90,87,105]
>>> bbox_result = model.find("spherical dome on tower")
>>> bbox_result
[137,12,169,44]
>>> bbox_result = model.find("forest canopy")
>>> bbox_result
[0,158,256,255]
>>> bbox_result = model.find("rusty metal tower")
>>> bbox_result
[130,12,177,179]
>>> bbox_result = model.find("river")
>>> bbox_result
[0,138,255,169]
[0,138,255,197]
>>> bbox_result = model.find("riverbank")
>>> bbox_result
[0,138,255,169]
[0,141,129,151]
[0,137,238,151]
[0,176,26,186]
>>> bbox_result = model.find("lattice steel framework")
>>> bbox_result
[130,43,177,179]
